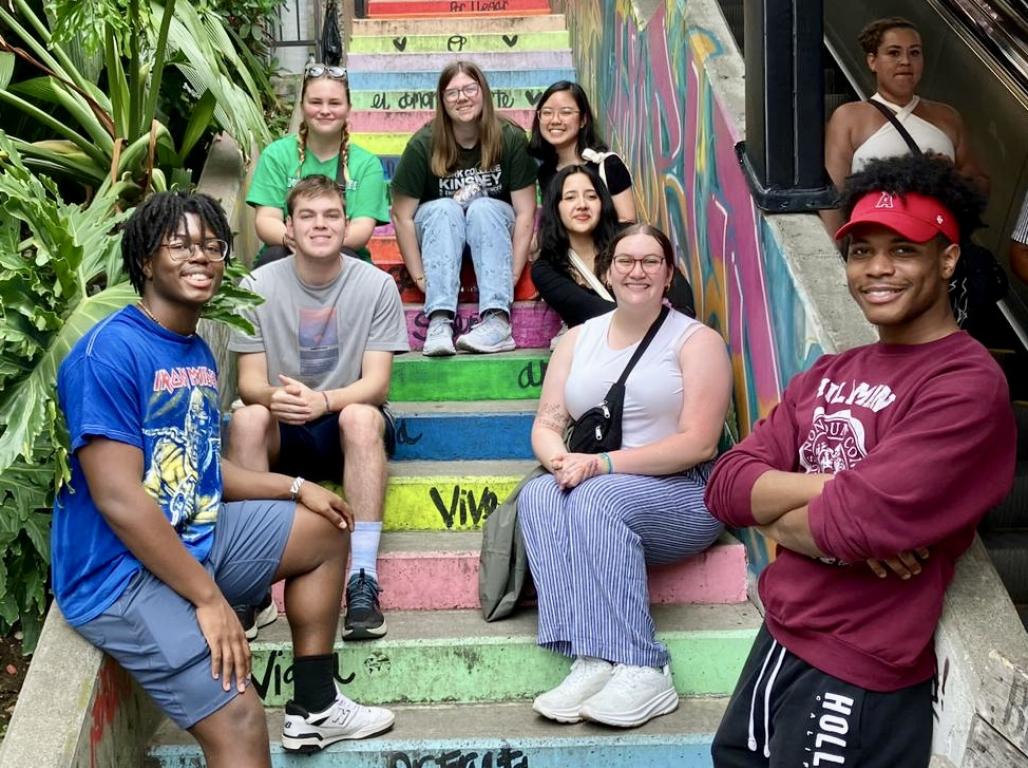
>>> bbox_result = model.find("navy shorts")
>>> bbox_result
[74,499,295,729]
[275,405,396,483]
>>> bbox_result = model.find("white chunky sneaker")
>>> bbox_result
[455,312,516,354]
[422,314,456,357]
[281,690,395,753]
[532,656,614,723]
[579,663,678,728]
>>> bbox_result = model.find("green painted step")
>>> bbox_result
[349,31,570,53]
[249,604,760,707]
[390,350,548,402]
[383,460,534,531]
[350,87,545,110]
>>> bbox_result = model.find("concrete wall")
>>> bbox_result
[557,1,1028,765]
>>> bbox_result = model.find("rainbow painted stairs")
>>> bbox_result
[147,3,760,765]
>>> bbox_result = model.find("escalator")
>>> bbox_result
[714,0,1028,628]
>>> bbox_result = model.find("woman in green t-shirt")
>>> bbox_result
[391,61,537,357]
[247,64,389,265]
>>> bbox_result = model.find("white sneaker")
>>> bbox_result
[532,656,613,723]
[579,664,678,728]
[455,312,516,354]
[255,593,278,631]
[281,690,395,753]
[423,315,456,357]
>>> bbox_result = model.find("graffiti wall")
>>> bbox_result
[561,0,826,568]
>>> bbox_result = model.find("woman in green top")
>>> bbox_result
[247,64,389,265]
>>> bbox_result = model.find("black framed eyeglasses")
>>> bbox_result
[161,238,230,262]
[305,64,348,80]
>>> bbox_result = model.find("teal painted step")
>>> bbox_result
[391,350,548,402]
[247,604,760,707]
[348,69,576,91]
[149,699,727,767]
[391,400,536,460]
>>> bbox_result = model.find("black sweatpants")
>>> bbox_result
[712,624,933,768]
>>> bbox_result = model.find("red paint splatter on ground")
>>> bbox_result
[89,659,132,768]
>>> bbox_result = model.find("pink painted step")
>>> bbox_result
[350,109,534,132]
[271,532,748,612]
[404,300,562,350]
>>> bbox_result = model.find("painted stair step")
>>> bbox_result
[367,0,554,18]
[348,69,576,92]
[391,352,548,403]
[269,530,748,611]
[402,301,562,353]
[246,603,760,706]
[149,698,728,767]
[352,13,567,36]
[383,459,536,531]
[349,31,570,54]
[375,249,539,303]
[349,108,534,132]
[347,51,573,73]
[351,85,551,111]
[390,398,538,460]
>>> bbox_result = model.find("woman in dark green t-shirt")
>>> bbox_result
[390,61,537,357]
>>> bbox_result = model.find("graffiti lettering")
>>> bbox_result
[397,90,437,110]
[429,484,499,528]
[525,90,541,106]
[493,90,513,108]
[388,748,527,768]
[517,360,547,389]
[501,34,519,48]
[1002,673,1028,738]
[393,36,408,52]
[413,310,477,342]
[447,35,468,52]
[448,0,510,10]
[395,420,423,446]
[931,656,949,723]
[252,650,354,701]
[371,92,390,110]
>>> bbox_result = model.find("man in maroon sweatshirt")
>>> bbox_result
[706,153,1016,767]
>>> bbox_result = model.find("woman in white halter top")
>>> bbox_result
[823,17,988,234]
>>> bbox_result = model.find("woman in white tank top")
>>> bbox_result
[823,18,988,234]
[516,224,733,729]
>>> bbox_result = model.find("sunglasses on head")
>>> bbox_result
[305,64,347,80]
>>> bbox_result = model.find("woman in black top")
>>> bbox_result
[529,81,636,223]
[531,164,622,328]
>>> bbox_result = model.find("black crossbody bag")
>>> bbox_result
[565,305,670,454]
[866,99,1007,326]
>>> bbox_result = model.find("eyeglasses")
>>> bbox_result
[540,107,580,120]
[162,238,229,262]
[305,64,347,80]
[611,255,665,274]
[442,83,480,102]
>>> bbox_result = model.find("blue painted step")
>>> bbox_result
[391,401,536,461]
[348,68,577,91]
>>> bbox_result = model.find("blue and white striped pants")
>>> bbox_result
[519,467,723,667]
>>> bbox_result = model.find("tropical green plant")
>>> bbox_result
[0,0,272,199]
[0,133,259,652]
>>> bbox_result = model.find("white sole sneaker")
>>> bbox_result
[454,335,516,354]
[580,687,679,728]
[531,699,584,723]
[281,703,395,753]
[255,598,278,630]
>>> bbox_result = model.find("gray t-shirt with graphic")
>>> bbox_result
[229,256,409,391]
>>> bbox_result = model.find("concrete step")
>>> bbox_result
[149,697,728,767]
[349,108,534,132]
[349,31,570,54]
[382,459,535,530]
[390,398,537,460]
[247,603,761,706]
[347,51,573,74]
[374,247,539,303]
[268,529,748,611]
[348,68,576,92]
[391,351,548,402]
[351,86,548,111]
[980,529,1028,603]
[401,301,560,353]
[352,14,567,36]
[367,0,554,18]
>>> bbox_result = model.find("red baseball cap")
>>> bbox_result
[834,191,960,244]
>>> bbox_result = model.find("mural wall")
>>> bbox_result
[561,0,826,568]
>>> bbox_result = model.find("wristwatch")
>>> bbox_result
[289,476,305,501]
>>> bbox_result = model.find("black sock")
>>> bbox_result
[292,653,337,713]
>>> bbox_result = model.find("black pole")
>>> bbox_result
[735,0,835,211]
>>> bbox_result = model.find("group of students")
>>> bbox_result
[48,37,1017,768]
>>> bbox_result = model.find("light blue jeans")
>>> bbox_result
[414,196,515,317]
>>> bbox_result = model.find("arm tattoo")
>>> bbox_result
[536,402,570,433]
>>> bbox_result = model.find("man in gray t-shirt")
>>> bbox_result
[227,176,409,642]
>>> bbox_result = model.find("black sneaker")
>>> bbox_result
[342,569,387,640]
[234,604,257,641]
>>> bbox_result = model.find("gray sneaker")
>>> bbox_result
[456,312,516,354]
[423,315,455,357]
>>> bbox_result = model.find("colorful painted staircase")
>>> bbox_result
[148,4,759,765]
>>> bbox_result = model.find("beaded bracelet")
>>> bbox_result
[598,452,614,474]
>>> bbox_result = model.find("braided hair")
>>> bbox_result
[121,191,233,294]
[297,71,352,187]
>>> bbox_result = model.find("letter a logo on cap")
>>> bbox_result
[874,191,894,209]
